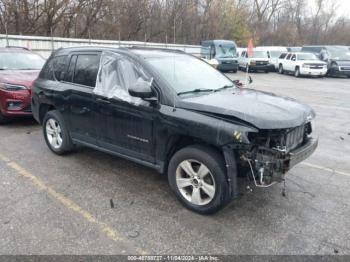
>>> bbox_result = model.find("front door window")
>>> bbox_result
[93,51,152,106]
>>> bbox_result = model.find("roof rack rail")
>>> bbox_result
[5,46,30,50]
[128,45,185,53]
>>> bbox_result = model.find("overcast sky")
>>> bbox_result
[309,0,350,18]
[336,0,350,17]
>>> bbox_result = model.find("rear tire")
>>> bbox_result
[168,145,229,214]
[43,110,74,155]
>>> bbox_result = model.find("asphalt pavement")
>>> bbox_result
[0,71,349,255]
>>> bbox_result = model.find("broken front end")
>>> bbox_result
[237,121,318,187]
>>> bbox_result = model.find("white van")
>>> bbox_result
[238,49,270,73]
[255,46,288,71]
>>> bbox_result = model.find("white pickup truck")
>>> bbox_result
[278,52,327,77]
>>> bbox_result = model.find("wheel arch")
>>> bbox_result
[39,103,56,124]
[163,135,224,174]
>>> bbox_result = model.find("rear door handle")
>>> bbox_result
[96,97,111,104]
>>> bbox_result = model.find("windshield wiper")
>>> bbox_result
[177,88,214,96]
[214,84,235,92]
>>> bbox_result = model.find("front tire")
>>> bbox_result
[43,110,73,155]
[294,67,301,77]
[278,64,284,74]
[168,145,229,214]
[0,111,9,124]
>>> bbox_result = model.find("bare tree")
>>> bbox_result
[0,0,348,46]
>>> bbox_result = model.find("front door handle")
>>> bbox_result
[96,97,111,104]
[71,106,90,115]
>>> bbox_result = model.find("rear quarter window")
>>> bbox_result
[39,55,68,81]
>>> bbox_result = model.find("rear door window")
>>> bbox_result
[73,54,100,87]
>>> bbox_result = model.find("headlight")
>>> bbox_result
[250,60,256,65]
[302,64,310,68]
[306,115,316,134]
[310,119,316,133]
[0,83,28,91]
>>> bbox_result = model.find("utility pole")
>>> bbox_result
[50,27,54,51]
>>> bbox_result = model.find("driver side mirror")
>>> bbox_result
[128,79,157,101]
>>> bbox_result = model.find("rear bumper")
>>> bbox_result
[0,90,32,117]
[31,95,40,123]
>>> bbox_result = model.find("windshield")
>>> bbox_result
[327,47,350,60]
[269,51,283,58]
[216,44,237,58]
[145,54,235,95]
[252,51,268,58]
[297,53,318,60]
[0,52,45,70]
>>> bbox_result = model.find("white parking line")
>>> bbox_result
[0,152,148,255]
[302,162,350,177]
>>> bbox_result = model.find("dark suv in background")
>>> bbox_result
[32,47,318,214]
[301,45,350,77]
[0,47,45,123]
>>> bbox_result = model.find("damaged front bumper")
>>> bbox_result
[243,137,319,187]
[224,137,318,198]
[288,137,318,170]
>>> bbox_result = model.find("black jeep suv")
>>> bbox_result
[32,46,318,214]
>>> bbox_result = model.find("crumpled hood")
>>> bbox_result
[178,88,315,129]
[0,70,40,88]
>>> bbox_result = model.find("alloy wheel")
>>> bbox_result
[175,160,216,206]
[46,118,63,149]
